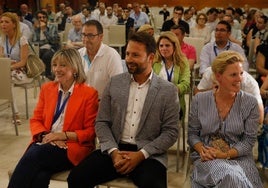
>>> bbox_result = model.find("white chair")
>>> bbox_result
[63,23,74,43]
[102,28,109,45]
[108,25,126,56]
[0,58,19,136]
[152,14,164,33]
[179,37,205,153]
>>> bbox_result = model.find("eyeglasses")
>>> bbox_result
[38,16,47,19]
[215,28,228,33]
[174,11,182,15]
[81,33,99,39]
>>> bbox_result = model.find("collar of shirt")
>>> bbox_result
[58,81,75,96]
[130,71,153,87]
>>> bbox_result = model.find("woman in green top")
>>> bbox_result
[153,31,190,119]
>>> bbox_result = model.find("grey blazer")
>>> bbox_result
[95,72,180,167]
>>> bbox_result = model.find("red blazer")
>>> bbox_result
[30,82,99,165]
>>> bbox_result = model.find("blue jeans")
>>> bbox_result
[8,143,73,188]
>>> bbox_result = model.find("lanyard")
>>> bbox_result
[52,91,70,125]
[6,36,13,58]
[165,64,174,82]
[213,42,230,57]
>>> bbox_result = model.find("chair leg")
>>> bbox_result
[176,123,181,172]
[24,88,29,119]
[11,101,19,136]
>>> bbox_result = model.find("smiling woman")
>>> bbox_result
[8,48,99,188]
[188,51,263,188]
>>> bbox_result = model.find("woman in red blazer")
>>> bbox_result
[8,48,99,188]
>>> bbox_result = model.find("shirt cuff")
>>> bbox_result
[140,149,149,159]
[108,147,118,155]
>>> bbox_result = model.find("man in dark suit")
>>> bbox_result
[68,32,180,188]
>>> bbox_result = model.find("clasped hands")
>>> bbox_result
[111,149,145,175]
[41,132,67,149]
[199,145,228,162]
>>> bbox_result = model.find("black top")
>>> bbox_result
[161,18,189,34]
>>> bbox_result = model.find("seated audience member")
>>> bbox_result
[171,25,196,70]
[205,7,219,33]
[58,5,75,32]
[20,3,33,23]
[246,10,264,54]
[0,12,33,124]
[195,66,264,124]
[256,37,268,87]
[210,14,243,46]
[130,2,149,30]
[32,10,60,80]
[188,51,263,188]
[253,15,268,54]
[137,24,154,36]
[67,31,180,188]
[81,6,97,24]
[159,4,170,21]
[153,31,190,120]
[54,3,66,25]
[78,20,123,100]
[190,13,211,44]
[199,20,248,75]
[99,6,118,28]
[66,15,83,49]
[182,8,195,28]
[162,6,189,35]
[46,3,56,23]
[8,48,99,188]
[241,9,257,56]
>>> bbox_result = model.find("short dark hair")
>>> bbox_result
[174,6,184,13]
[83,20,103,34]
[217,20,232,32]
[35,10,48,19]
[170,25,186,35]
[128,32,156,54]
[207,7,219,15]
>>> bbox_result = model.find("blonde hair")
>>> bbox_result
[154,31,187,71]
[212,51,244,74]
[0,12,21,46]
[51,48,87,83]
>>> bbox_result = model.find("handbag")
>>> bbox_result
[26,42,45,78]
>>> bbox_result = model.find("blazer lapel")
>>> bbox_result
[137,74,159,133]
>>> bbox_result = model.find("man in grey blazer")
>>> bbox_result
[68,32,180,188]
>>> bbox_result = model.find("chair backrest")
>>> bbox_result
[183,37,205,65]
[247,39,255,64]
[108,25,126,46]
[102,28,109,45]
[0,58,12,101]
[153,14,164,31]
[63,23,74,42]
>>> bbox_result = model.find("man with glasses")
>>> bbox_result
[78,20,123,100]
[161,6,189,35]
[199,20,248,75]
[32,10,60,80]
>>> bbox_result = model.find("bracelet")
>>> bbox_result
[64,131,69,140]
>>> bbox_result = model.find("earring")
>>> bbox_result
[73,73,78,78]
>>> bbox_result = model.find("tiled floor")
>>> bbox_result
[0,83,267,188]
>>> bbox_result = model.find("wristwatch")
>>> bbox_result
[226,151,231,160]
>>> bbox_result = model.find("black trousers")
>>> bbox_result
[68,147,167,188]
